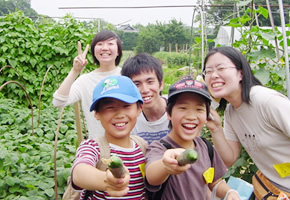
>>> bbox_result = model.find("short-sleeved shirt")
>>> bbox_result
[131,112,170,144]
[145,136,228,200]
[224,85,290,190]
[72,139,146,200]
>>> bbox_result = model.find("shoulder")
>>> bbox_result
[78,139,101,152]
[250,85,288,105]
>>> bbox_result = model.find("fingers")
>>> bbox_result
[162,149,191,174]
[77,41,82,55]
[83,44,89,57]
[77,41,89,57]
[104,169,130,197]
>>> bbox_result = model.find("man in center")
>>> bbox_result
[121,53,169,144]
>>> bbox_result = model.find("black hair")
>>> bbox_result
[91,30,123,66]
[121,53,163,85]
[93,98,142,112]
[203,46,262,111]
[166,93,211,130]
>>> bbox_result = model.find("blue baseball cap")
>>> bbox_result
[90,75,143,112]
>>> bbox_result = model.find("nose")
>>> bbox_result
[101,43,109,50]
[186,110,197,120]
[140,83,149,94]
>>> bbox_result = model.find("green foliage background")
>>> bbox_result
[0,6,289,199]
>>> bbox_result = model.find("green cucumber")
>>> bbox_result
[103,155,125,178]
[176,149,199,166]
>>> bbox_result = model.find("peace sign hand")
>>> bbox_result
[72,41,89,73]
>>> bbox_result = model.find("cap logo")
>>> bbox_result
[175,80,204,90]
[101,78,119,94]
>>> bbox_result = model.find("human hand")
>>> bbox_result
[206,108,223,133]
[224,189,240,200]
[72,41,89,73]
[162,149,191,175]
[104,166,130,197]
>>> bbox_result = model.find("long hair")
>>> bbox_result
[90,30,122,66]
[203,47,262,110]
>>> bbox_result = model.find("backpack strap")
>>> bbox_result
[200,137,214,167]
[94,136,110,171]
[94,135,147,170]
[130,135,148,155]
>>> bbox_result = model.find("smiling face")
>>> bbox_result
[94,38,119,66]
[204,52,243,105]
[168,92,207,147]
[131,71,163,109]
[94,98,141,144]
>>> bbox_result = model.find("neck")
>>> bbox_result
[143,97,166,121]
[105,134,132,148]
[98,63,117,72]
[168,132,195,149]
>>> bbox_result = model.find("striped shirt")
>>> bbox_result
[72,139,146,200]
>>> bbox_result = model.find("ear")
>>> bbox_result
[239,70,243,81]
[167,112,171,121]
[137,104,143,117]
[94,111,100,121]
[160,80,164,91]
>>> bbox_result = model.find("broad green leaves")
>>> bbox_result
[0,99,78,199]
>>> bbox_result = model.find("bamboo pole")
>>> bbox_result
[278,0,290,98]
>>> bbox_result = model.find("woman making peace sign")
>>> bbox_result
[53,30,123,139]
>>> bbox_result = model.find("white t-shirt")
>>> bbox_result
[224,85,290,189]
[53,67,121,139]
[131,111,170,144]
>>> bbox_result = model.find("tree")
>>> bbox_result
[203,0,289,27]
[0,0,38,17]
[135,20,191,54]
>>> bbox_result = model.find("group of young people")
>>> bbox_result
[53,30,290,200]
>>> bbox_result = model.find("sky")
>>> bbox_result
[30,0,200,26]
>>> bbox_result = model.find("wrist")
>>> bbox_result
[224,189,239,199]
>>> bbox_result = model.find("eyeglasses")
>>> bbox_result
[202,65,236,76]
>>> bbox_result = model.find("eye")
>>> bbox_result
[104,105,114,110]
[217,65,227,71]
[204,68,213,75]
[124,104,133,109]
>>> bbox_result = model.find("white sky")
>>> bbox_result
[30,0,200,26]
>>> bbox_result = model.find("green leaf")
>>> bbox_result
[255,67,270,85]
[6,176,20,186]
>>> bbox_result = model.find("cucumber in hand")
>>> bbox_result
[102,155,125,178]
[176,149,199,166]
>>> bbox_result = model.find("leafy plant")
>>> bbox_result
[0,98,78,199]
[0,11,94,107]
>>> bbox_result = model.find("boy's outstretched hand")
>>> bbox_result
[72,41,89,73]
[225,190,241,200]
[104,166,130,197]
[162,148,191,175]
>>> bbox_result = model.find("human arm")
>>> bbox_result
[206,109,241,167]
[73,163,130,197]
[209,178,240,200]
[145,148,191,186]
[55,41,89,96]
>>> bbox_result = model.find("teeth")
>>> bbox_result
[183,124,196,128]
[212,83,223,88]
[115,123,126,127]
[143,96,152,101]
[102,53,110,56]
